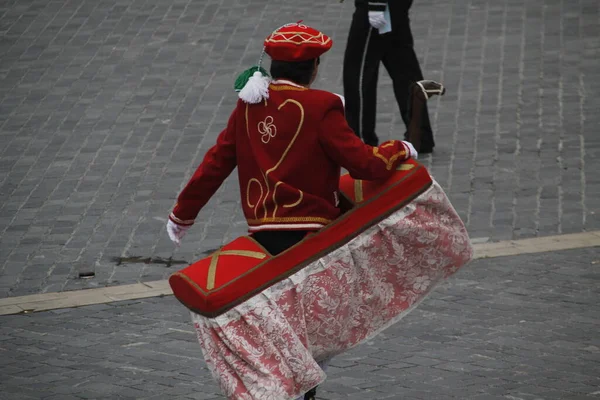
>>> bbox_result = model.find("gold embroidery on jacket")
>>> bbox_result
[245,104,269,219]
[272,181,283,218]
[260,170,269,218]
[271,100,305,170]
[263,99,305,218]
[272,182,305,218]
[246,216,331,225]
[246,178,263,219]
[283,190,303,208]
[244,100,306,221]
[245,104,250,138]
[258,116,277,143]
[270,84,308,92]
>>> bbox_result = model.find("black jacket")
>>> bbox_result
[353,0,413,13]
[354,0,388,12]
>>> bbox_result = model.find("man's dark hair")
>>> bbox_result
[269,57,320,85]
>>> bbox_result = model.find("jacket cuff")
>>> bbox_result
[398,141,411,161]
[368,1,387,12]
[169,212,195,227]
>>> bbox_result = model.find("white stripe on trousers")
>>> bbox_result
[358,26,373,141]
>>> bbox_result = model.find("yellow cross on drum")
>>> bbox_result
[206,250,267,290]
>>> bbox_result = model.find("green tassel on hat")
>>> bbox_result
[234,25,292,103]
[234,66,270,92]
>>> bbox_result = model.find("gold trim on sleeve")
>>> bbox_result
[169,213,195,225]
[372,147,407,170]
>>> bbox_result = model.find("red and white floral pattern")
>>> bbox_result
[190,181,473,400]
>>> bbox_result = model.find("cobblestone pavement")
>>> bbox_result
[0,0,599,297]
[1,248,599,399]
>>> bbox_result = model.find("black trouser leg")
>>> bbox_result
[251,230,309,256]
[406,83,426,150]
[383,4,435,151]
[343,7,383,146]
[382,45,435,150]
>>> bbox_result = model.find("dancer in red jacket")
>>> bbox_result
[166,21,444,400]
[166,22,443,255]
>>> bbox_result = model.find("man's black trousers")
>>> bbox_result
[343,1,435,150]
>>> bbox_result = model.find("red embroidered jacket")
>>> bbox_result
[170,80,410,232]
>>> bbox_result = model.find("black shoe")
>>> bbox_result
[406,80,444,153]
[403,131,434,153]
[304,387,317,400]
[419,145,434,154]
[414,80,446,100]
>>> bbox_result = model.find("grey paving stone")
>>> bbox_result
[0,248,598,398]
[0,0,599,305]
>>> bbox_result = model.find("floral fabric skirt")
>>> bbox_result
[190,180,473,400]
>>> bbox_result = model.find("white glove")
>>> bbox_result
[167,220,191,246]
[402,141,419,159]
[368,11,387,30]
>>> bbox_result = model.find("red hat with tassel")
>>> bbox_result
[264,21,333,62]
[235,21,332,104]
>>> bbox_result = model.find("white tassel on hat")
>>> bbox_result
[238,71,271,104]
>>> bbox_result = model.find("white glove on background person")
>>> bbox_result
[368,11,387,30]
[402,141,419,160]
[167,220,191,246]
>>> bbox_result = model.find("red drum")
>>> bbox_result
[169,160,473,399]
[169,159,436,317]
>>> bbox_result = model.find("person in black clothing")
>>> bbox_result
[343,0,436,153]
